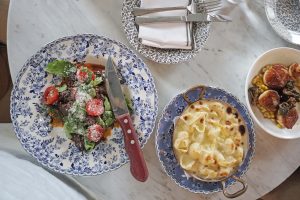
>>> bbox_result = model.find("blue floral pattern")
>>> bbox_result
[156,86,255,194]
[265,0,300,45]
[10,34,158,176]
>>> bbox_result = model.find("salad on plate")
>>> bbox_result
[43,60,132,151]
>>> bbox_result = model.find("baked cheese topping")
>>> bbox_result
[173,100,246,180]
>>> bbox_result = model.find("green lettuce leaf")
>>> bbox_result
[45,60,76,77]
[102,111,115,127]
[57,84,67,92]
[96,117,106,128]
[90,77,103,86]
[63,119,75,139]
[105,118,114,127]
[104,96,111,111]
[84,137,95,151]
[88,88,96,98]
[103,111,114,120]
[125,97,133,114]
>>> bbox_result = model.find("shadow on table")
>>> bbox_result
[261,167,300,200]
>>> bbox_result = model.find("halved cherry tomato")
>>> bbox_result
[43,86,59,105]
[76,67,95,83]
[87,124,104,142]
[86,99,104,116]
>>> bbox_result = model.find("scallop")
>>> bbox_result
[288,63,300,80]
[263,65,289,89]
[258,90,280,112]
[277,107,299,129]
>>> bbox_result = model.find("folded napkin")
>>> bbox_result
[138,0,193,50]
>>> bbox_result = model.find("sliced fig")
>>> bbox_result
[263,65,289,89]
[258,90,280,112]
[277,107,299,129]
[288,63,300,80]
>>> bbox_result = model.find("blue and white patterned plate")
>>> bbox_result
[265,0,300,45]
[10,34,158,176]
[156,86,255,194]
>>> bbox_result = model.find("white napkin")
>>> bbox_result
[0,151,87,200]
[138,0,192,49]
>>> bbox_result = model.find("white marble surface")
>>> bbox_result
[5,0,300,199]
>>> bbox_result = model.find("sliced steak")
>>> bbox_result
[59,90,71,103]
[58,101,73,116]
[72,134,84,151]
[86,116,97,126]
[64,72,77,87]
[58,87,77,103]
[95,84,107,98]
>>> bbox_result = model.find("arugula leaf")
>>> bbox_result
[104,96,111,111]
[79,83,96,97]
[102,111,115,127]
[84,137,95,151]
[45,60,76,77]
[79,83,91,92]
[72,103,86,121]
[125,97,133,114]
[105,118,114,127]
[90,77,103,87]
[96,117,106,128]
[88,88,96,98]
[57,84,67,92]
[64,119,75,139]
[76,124,86,135]
[103,111,114,120]
[64,114,86,138]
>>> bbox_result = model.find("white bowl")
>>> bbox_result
[245,47,300,139]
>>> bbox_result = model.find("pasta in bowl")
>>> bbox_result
[173,100,247,181]
[156,86,255,198]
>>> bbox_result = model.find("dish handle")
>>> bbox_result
[221,176,248,198]
[183,85,206,104]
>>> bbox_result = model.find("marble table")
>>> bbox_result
[6,0,300,199]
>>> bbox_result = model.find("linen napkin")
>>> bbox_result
[0,151,87,200]
[138,0,193,49]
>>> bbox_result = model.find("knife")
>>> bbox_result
[105,56,149,182]
[135,13,231,25]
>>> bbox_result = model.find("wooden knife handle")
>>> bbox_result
[117,113,149,182]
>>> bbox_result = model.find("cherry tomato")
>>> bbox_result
[43,86,59,105]
[87,124,104,142]
[76,67,95,83]
[86,99,104,116]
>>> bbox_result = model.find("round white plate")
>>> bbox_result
[245,47,300,139]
